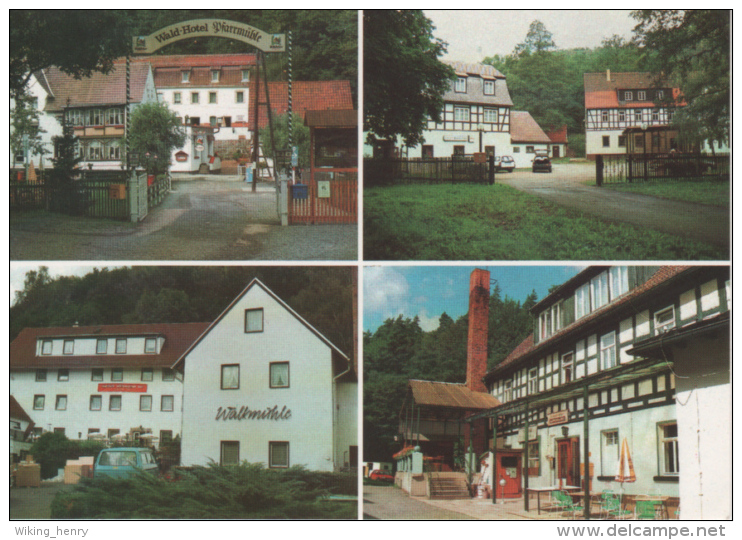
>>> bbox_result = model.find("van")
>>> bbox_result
[93,447,159,479]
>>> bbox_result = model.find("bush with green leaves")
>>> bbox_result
[29,432,106,479]
[51,462,356,519]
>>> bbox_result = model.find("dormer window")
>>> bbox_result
[654,305,676,334]
[181,71,190,83]
[657,90,665,100]
[609,266,628,299]
[454,77,467,93]
[241,69,250,82]
[539,301,562,340]
[483,80,495,95]
[624,90,633,101]
[211,70,220,82]
[637,91,646,101]
[115,338,127,354]
[63,340,74,355]
[96,339,107,354]
[145,338,156,354]
[41,340,53,355]
[590,272,609,311]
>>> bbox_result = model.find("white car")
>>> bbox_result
[495,156,516,172]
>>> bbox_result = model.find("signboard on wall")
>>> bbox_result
[547,410,570,426]
[98,383,147,393]
[443,135,472,142]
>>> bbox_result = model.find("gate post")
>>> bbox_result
[129,170,139,222]
[279,178,289,226]
[488,154,495,185]
[595,155,603,187]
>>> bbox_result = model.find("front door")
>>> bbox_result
[495,451,522,498]
[557,438,580,488]
[552,146,560,158]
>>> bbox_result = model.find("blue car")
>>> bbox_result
[94,447,159,479]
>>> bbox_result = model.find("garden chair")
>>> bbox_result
[554,490,583,519]
[600,493,631,520]
[635,500,660,520]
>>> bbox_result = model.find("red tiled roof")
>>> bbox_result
[129,54,257,68]
[251,80,354,130]
[546,125,568,144]
[10,395,34,425]
[408,380,500,409]
[510,111,551,143]
[10,323,210,370]
[584,71,682,109]
[43,63,152,111]
[486,266,692,379]
[304,109,357,128]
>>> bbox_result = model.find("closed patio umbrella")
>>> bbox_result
[615,438,636,484]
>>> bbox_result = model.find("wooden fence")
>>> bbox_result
[288,170,357,224]
[364,156,495,186]
[597,153,730,185]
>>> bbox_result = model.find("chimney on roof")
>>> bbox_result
[607,69,611,82]
[466,269,490,394]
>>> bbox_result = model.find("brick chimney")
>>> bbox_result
[466,269,490,394]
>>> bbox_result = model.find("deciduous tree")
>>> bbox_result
[129,103,186,174]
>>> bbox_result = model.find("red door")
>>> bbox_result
[496,452,522,498]
[558,438,581,488]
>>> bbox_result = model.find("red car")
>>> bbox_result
[369,469,394,481]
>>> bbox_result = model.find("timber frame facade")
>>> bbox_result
[473,266,730,518]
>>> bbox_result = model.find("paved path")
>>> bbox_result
[10,177,357,261]
[10,483,68,520]
[499,163,729,249]
[363,485,472,520]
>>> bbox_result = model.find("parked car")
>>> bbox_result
[93,447,159,479]
[369,469,394,482]
[494,156,516,172]
[532,154,552,173]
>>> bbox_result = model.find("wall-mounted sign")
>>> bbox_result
[317,180,331,198]
[517,425,538,442]
[215,405,292,422]
[547,410,570,426]
[175,151,189,162]
[98,383,147,393]
[473,152,487,163]
[443,135,472,142]
[133,20,285,54]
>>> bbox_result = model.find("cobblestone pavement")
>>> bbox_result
[10,177,358,261]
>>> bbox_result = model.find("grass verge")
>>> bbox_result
[364,184,726,260]
[602,179,729,207]
[51,463,357,519]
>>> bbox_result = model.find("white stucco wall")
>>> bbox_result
[180,284,338,471]
[511,144,550,168]
[406,130,511,159]
[335,379,358,468]
[10,74,62,170]
[586,130,626,156]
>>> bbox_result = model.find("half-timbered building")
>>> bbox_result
[584,71,683,158]
[473,265,730,518]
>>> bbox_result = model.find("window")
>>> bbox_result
[116,338,127,354]
[600,332,616,370]
[454,107,470,122]
[483,108,498,123]
[269,441,289,468]
[33,395,45,410]
[173,92,182,104]
[189,116,200,126]
[107,428,120,439]
[106,140,121,160]
[87,140,103,161]
[210,116,217,126]
[270,362,289,388]
[90,395,102,411]
[483,80,495,95]
[87,108,102,126]
[221,364,240,390]
[624,91,633,101]
[87,428,100,439]
[63,340,74,355]
[91,369,103,381]
[601,111,609,122]
[591,272,609,310]
[96,339,107,354]
[140,395,152,412]
[576,282,590,319]
[657,90,664,100]
[162,369,175,381]
[528,368,538,394]
[161,395,174,412]
[209,92,217,104]
[527,439,540,476]
[241,69,250,82]
[562,353,574,384]
[236,91,244,103]
[141,368,153,381]
[513,147,520,153]
[109,395,122,411]
[601,429,619,475]
[652,109,659,122]
[245,308,264,333]
[526,146,535,154]
[55,395,67,411]
[35,369,47,382]
[635,109,643,122]
[181,71,190,83]
[111,368,123,382]
[658,422,679,475]
[453,145,465,156]
[654,305,676,334]
[58,369,69,382]
[220,441,240,465]
[503,380,513,403]
[609,266,629,299]
[602,136,610,147]
[106,108,123,125]
[191,92,199,104]
[618,136,627,147]
[454,77,467,93]
[422,145,434,158]
[635,133,645,148]
[54,427,65,435]
[145,338,156,354]
[618,110,625,122]
[211,70,220,82]
[160,430,173,444]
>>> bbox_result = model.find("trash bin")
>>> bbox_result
[291,183,308,200]
[147,174,155,186]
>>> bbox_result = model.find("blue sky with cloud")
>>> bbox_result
[363,265,585,332]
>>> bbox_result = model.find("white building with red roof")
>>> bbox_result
[509,111,552,168]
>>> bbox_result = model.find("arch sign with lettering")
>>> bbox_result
[133,19,285,54]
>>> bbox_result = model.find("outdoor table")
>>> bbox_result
[527,486,580,515]
[635,495,670,519]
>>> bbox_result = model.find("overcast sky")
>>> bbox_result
[425,10,637,62]
[363,265,585,333]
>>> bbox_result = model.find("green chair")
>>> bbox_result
[554,490,583,519]
[635,500,660,520]
[601,493,631,520]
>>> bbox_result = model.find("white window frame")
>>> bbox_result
[454,77,467,93]
[576,282,590,319]
[454,107,470,122]
[173,92,182,104]
[241,69,250,82]
[601,110,609,122]
[600,332,616,370]
[638,90,646,101]
[658,422,679,475]
[601,429,619,475]
[211,70,220,82]
[483,80,495,95]
[209,91,217,104]
[191,92,199,104]
[657,90,664,100]
[528,368,538,394]
[181,71,190,83]
[624,91,633,101]
[609,266,629,300]
[654,305,676,334]
[42,340,53,355]
[618,110,625,122]
[483,108,498,123]
[503,380,513,403]
[562,352,574,384]
[591,272,609,311]
[236,90,244,103]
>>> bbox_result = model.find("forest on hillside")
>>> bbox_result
[10,266,355,358]
[363,284,538,462]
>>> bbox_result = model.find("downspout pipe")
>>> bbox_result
[332,357,353,471]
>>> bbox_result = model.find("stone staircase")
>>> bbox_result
[428,472,471,500]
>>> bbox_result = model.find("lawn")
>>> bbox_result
[602,179,730,207]
[364,184,726,260]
